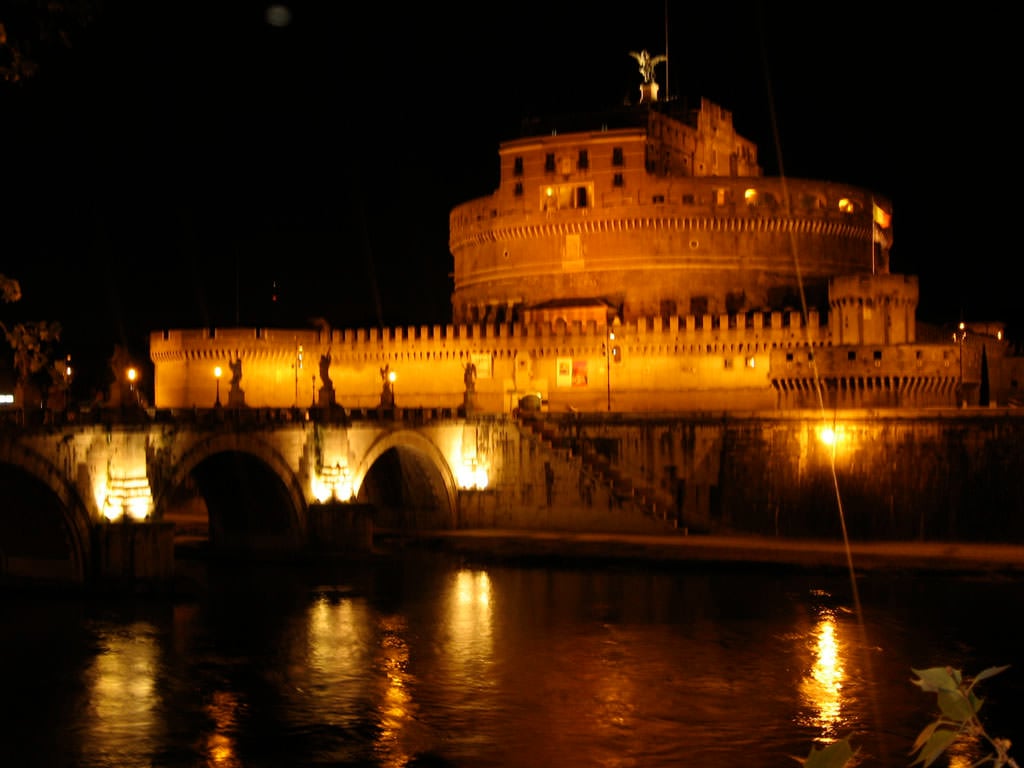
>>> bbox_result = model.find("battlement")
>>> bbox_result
[150,309,830,362]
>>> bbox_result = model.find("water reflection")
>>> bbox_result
[4,560,1020,768]
[798,607,847,740]
[203,690,242,768]
[82,622,161,768]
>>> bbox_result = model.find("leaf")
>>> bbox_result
[910,727,959,767]
[912,667,960,693]
[974,665,1011,684]
[911,720,941,753]
[937,689,977,722]
[799,739,856,768]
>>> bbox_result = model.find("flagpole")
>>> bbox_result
[870,197,876,275]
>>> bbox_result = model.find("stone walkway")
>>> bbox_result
[384,529,1024,573]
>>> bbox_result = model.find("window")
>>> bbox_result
[652,194,665,203]
[612,147,624,166]
[578,150,588,169]
[514,157,524,176]
[514,182,523,196]
[613,173,624,187]
[576,186,588,208]
[545,153,555,172]
[848,351,857,361]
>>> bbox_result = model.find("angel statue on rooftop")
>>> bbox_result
[629,49,667,84]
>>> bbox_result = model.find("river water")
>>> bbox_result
[3,548,1022,768]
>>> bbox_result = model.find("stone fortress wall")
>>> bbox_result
[149,296,982,415]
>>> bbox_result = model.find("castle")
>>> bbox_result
[148,56,1014,414]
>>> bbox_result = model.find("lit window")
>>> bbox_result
[744,188,758,205]
[838,198,856,214]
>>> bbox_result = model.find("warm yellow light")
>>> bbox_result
[837,198,855,213]
[744,188,758,204]
[818,427,836,447]
[214,366,222,379]
[127,367,138,383]
[388,370,397,384]
[311,463,353,502]
[102,475,153,521]
[456,460,489,490]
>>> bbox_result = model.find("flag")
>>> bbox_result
[872,200,891,229]
[872,200,892,249]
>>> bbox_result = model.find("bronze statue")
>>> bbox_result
[319,352,332,388]
[229,356,242,387]
[629,49,667,84]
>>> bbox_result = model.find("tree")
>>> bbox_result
[1,273,63,410]
[0,1,96,84]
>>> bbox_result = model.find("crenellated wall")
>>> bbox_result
[150,287,989,413]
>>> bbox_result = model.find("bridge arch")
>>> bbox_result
[352,429,458,530]
[155,432,308,555]
[0,442,92,584]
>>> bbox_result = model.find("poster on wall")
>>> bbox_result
[572,359,589,387]
[556,357,573,388]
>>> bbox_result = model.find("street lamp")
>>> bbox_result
[295,344,304,407]
[62,354,72,411]
[956,322,967,407]
[605,328,613,411]
[214,365,223,407]
[126,367,138,406]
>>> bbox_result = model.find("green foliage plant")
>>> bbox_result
[796,665,1016,768]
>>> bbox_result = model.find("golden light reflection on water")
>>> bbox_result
[446,569,494,667]
[84,623,160,765]
[798,608,848,741]
[203,690,242,768]
[374,615,413,768]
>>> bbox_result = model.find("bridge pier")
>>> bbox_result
[92,520,176,589]
[307,501,374,553]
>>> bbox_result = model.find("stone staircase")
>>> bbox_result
[516,414,676,525]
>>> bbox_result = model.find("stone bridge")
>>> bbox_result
[0,408,503,588]
[6,405,1024,591]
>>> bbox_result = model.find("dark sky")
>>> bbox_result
[2,1,1018,384]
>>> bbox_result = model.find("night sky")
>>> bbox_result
[2,1,1017,391]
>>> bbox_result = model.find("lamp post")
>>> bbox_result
[62,355,72,411]
[605,327,613,412]
[214,365,222,408]
[957,322,967,407]
[126,367,137,407]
